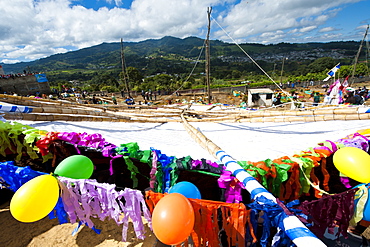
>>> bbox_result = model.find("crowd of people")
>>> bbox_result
[0,71,38,79]
[273,85,369,107]
[1,86,142,106]
[59,88,138,106]
[141,89,159,101]
[343,86,368,105]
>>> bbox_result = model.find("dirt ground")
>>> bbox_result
[0,201,157,247]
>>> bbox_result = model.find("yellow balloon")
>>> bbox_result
[10,174,60,223]
[333,147,370,183]
[357,129,370,138]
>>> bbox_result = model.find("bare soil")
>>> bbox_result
[0,201,157,247]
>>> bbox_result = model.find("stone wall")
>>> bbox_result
[0,75,51,95]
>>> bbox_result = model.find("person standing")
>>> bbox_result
[323,92,331,105]
[92,96,98,104]
[274,93,282,106]
[111,93,117,105]
[313,92,321,106]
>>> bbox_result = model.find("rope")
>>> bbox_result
[163,38,207,102]
[366,28,370,77]
[210,15,294,102]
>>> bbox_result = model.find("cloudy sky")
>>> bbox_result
[1,0,369,64]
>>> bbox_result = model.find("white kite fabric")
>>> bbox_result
[21,120,370,162]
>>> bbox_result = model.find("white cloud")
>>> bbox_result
[315,33,344,40]
[258,30,286,44]
[217,0,363,43]
[300,26,317,33]
[3,44,70,61]
[356,24,369,31]
[319,27,335,32]
[1,59,21,64]
[0,0,367,63]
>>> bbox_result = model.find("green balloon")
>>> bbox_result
[54,155,94,179]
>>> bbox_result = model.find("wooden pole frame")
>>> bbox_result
[205,7,212,105]
[121,38,131,98]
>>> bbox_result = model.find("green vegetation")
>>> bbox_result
[1,36,369,93]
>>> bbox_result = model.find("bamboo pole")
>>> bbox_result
[2,92,370,123]
[205,7,212,104]
[0,94,162,112]
[4,110,370,123]
[0,94,116,109]
[27,106,128,118]
[142,106,366,119]
[236,113,370,123]
[180,113,221,159]
[2,112,131,122]
[237,107,364,118]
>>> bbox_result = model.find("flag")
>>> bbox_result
[339,75,349,92]
[323,63,340,81]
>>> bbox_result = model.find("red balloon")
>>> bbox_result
[152,193,195,245]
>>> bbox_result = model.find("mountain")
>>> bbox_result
[1,36,362,78]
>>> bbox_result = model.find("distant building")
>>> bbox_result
[247,88,274,107]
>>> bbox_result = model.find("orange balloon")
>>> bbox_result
[152,193,195,245]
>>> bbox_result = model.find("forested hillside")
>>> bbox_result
[1,36,367,93]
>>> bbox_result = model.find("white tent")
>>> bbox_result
[247,88,274,108]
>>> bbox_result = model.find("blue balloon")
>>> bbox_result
[169,181,201,199]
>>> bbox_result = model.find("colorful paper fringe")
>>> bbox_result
[145,190,248,247]
[2,121,367,203]
[298,189,358,239]
[58,177,151,241]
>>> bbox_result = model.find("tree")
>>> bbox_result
[338,63,368,77]
[138,74,180,92]
[56,81,72,91]
[337,65,352,77]
[308,57,336,73]
[126,67,143,83]
[82,84,100,92]
[123,66,144,90]
[90,73,119,87]
[231,70,242,79]
[153,74,174,88]
[100,85,119,93]
[355,63,369,76]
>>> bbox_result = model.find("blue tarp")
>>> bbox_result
[34,73,48,83]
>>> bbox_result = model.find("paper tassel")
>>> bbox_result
[145,191,249,247]
[298,189,357,239]
[58,177,151,241]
